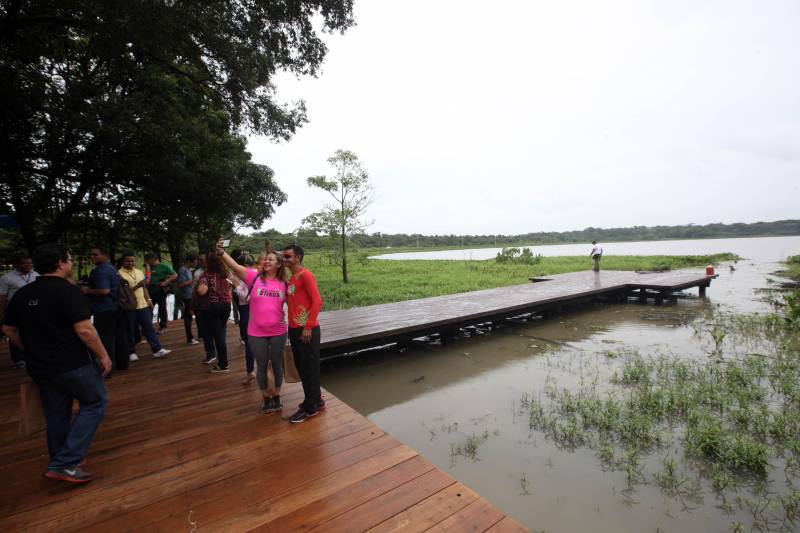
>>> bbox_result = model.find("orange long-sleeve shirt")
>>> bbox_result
[287,268,323,329]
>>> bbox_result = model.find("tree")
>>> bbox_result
[0,1,354,251]
[303,150,372,283]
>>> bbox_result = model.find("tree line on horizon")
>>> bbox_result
[229,219,800,253]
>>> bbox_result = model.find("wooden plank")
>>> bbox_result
[251,455,437,532]
[311,467,456,533]
[366,482,480,533]
[427,498,506,532]
[485,516,533,533]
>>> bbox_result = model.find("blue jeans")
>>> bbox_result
[238,304,255,373]
[33,363,108,470]
[126,307,162,354]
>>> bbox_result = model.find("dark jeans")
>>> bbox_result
[238,304,255,373]
[288,326,322,413]
[179,296,195,342]
[10,341,25,364]
[196,309,215,357]
[93,309,129,371]
[126,307,162,354]
[33,363,108,470]
[207,302,231,367]
[150,288,168,330]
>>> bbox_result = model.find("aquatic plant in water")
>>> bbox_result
[523,306,800,531]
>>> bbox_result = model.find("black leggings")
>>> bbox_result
[206,302,231,367]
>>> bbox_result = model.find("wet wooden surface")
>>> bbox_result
[319,269,714,351]
[0,325,530,532]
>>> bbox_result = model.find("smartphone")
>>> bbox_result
[221,239,231,248]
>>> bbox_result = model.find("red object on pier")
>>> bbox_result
[705,264,715,276]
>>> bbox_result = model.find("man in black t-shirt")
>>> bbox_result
[2,244,112,484]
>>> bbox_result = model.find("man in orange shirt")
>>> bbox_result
[282,244,324,423]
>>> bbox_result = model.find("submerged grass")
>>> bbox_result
[305,253,737,310]
[523,300,800,531]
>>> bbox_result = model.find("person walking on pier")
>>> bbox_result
[218,242,288,411]
[0,255,38,368]
[282,244,324,423]
[590,240,603,272]
[1,244,112,483]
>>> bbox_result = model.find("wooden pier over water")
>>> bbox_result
[319,269,716,357]
[0,327,529,532]
[0,268,715,531]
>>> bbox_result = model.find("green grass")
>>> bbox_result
[785,255,800,281]
[305,253,737,310]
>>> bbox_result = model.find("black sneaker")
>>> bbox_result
[261,397,272,413]
[289,408,318,423]
[202,355,217,365]
[45,466,94,484]
[271,396,283,412]
[210,365,229,373]
[298,399,325,411]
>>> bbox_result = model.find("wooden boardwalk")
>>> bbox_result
[319,269,715,356]
[0,325,529,532]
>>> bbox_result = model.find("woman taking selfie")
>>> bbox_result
[196,253,232,373]
[217,240,288,413]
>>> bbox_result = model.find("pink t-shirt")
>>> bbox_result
[244,269,288,337]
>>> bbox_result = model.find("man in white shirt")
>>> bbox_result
[589,241,603,272]
[0,256,39,368]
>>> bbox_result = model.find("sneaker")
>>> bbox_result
[153,348,171,358]
[188,339,200,345]
[261,397,273,413]
[289,408,317,424]
[270,396,283,412]
[202,355,217,365]
[44,466,94,484]
[298,399,326,411]
[210,365,230,373]
[14,361,26,369]
[129,353,139,362]
[139,339,148,344]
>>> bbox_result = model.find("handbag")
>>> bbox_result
[19,380,46,436]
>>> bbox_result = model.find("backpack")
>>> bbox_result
[117,278,138,311]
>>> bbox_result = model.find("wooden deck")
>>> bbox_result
[319,269,715,356]
[0,325,529,532]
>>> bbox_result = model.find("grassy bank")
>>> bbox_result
[786,255,800,281]
[305,253,737,310]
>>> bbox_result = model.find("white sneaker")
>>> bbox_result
[153,348,171,358]
[129,353,139,362]
[188,339,199,345]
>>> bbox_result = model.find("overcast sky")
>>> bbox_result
[247,0,800,236]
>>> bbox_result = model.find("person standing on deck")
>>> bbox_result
[282,244,324,423]
[144,253,177,333]
[177,254,199,345]
[119,252,171,361]
[1,244,112,483]
[81,248,129,374]
[217,242,288,411]
[196,253,233,373]
[193,251,217,364]
[590,240,603,272]
[0,255,39,368]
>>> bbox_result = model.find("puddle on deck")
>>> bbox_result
[322,253,797,532]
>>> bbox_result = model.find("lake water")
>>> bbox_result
[371,235,800,263]
[324,236,800,532]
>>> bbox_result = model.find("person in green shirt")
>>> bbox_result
[144,253,177,331]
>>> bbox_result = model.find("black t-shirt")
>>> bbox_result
[2,276,93,377]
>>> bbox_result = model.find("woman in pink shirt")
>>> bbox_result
[217,241,288,413]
